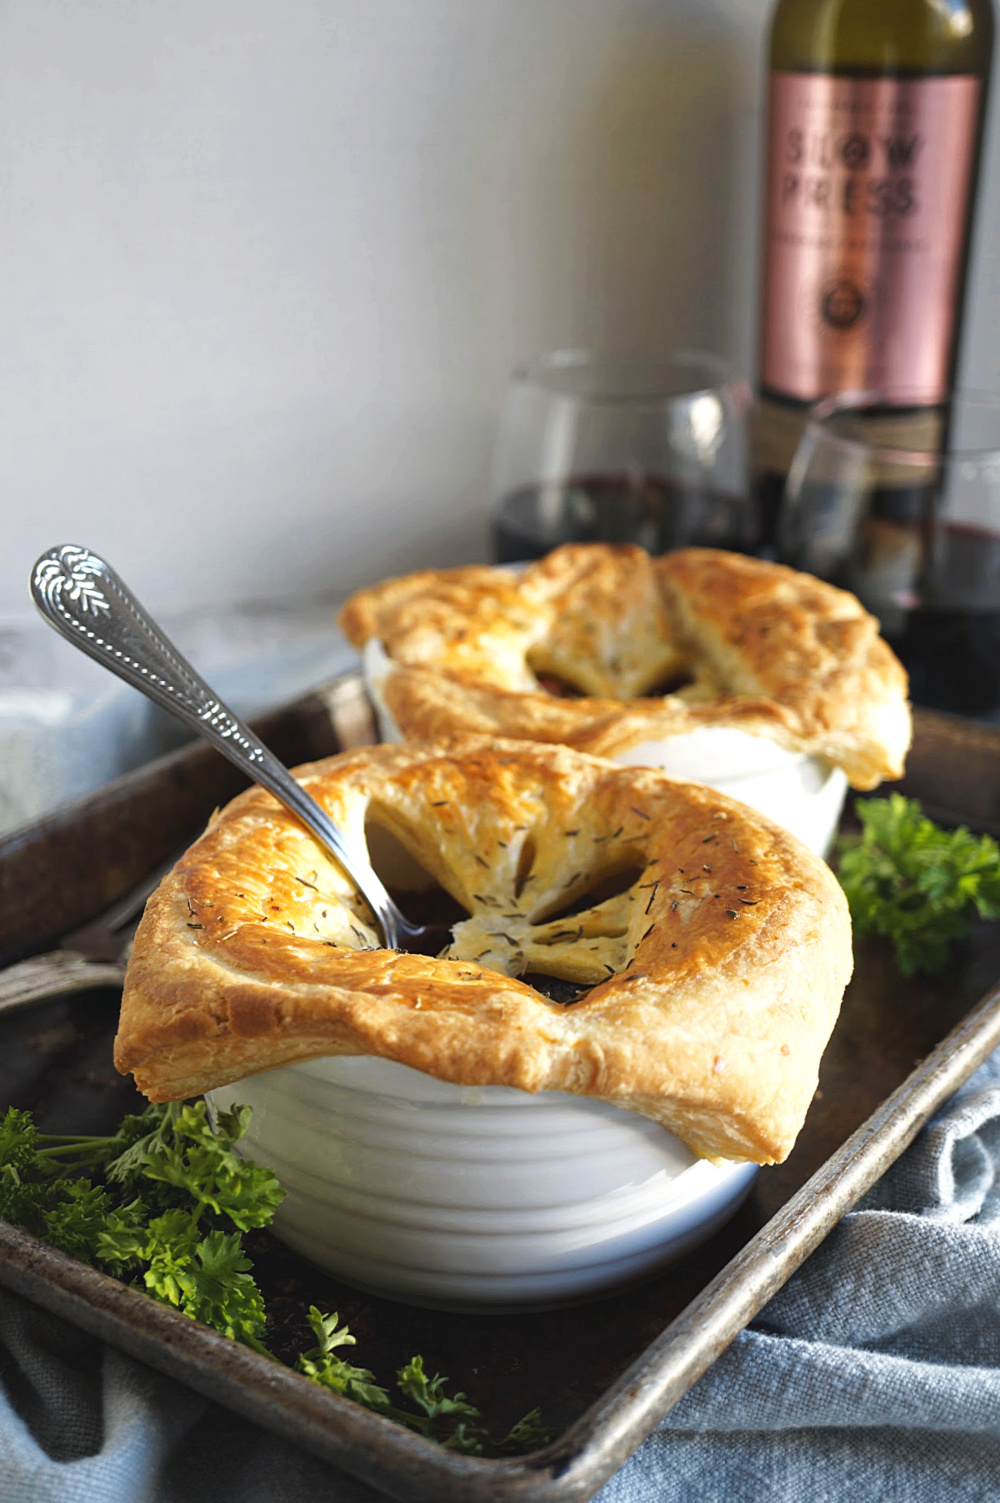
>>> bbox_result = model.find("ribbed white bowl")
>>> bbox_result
[207,1056,757,1310]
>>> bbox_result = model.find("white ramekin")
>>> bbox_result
[206,1057,757,1310]
[362,638,848,857]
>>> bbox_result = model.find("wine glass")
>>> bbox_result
[779,390,1000,718]
[488,349,757,562]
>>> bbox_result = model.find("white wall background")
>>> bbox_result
[1,0,998,621]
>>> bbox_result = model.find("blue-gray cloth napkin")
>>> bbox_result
[2,1050,1000,1503]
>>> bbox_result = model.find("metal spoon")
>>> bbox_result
[30,544,443,953]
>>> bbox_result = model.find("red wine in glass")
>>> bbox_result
[892,521,1000,718]
[786,503,1000,717]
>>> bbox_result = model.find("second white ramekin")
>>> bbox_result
[362,637,847,856]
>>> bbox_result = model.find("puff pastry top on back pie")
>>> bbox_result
[117,739,853,1165]
[338,544,911,790]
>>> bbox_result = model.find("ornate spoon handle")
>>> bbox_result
[30,545,415,950]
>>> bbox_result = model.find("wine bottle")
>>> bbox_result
[753,0,994,548]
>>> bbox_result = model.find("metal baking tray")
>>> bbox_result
[2,677,1000,1503]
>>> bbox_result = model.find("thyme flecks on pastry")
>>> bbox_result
[338,543,911,791]
[117,739,853,1165]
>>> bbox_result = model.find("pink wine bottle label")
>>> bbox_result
[760,72,981,406]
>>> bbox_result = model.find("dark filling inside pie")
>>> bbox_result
[529,660,696,701]
[365,817,469,955]
[533,862,646,925]
[532,670,587,699]
[518,973,590,1005]
[641,667,696,697]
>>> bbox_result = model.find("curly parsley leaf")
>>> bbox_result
[0,1107,38,1174]
[836,793,1000,975]
[42,1181,118,1265]
[395,1355,487,1451]
[146,1224,270,1350]
[493,1407,554,1456]
[296,1306,392,1410]
[101,1101,283,1231]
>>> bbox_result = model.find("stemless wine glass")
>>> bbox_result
[488,349,757,562]
[779,390,1000,718]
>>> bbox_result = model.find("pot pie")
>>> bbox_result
[338,544,911,792]
[118,738,853,1165]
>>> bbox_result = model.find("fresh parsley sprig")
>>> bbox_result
[835,793,1000,976]
[0,1101,552,1455]
[0,1100,277,1352]
[293,1307,552,1454]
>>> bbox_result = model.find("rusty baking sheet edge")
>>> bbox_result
[1,946,998,1502]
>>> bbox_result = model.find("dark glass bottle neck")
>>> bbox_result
[769,0,994,77]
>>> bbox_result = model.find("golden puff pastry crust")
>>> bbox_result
[117,739,853,1165]
[338,544,911,789]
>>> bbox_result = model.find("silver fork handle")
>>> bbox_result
[30,545,403,948]
[0,953,127,1013]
